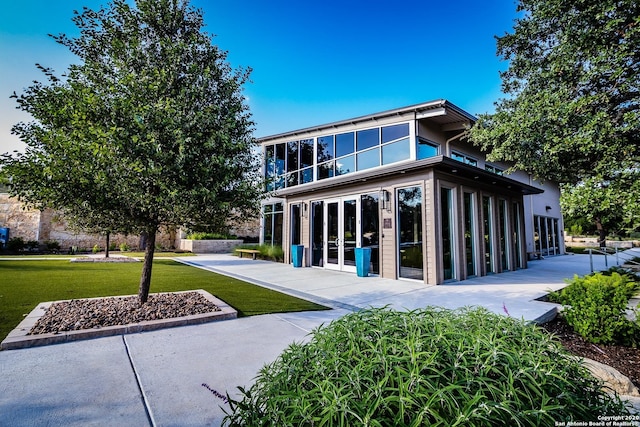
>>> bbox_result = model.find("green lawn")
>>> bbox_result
[0,259,329,340]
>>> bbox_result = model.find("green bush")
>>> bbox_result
[549,272,639,346]
[92,244,100,254]
[223,307,628,426]
[45,240,60,252]
[187,232,238,240]
[119,242,130,252]
[6,237,25,252]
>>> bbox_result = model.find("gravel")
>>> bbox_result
[28,292,221,335]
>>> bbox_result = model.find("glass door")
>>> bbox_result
[324,197,359,272]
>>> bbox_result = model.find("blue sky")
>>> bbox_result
[0,0,519,154]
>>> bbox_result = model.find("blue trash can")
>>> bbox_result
[355,247,371,277]
[291,244,304,268]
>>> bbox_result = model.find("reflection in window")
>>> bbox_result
[417,138,439,159]
[262,202,284,246]
[300,167,313,184]
[361,194,380,274]
[287,141,298,172]
[317,135,334,162]
[483,196,494,273]
[397,186,423,280]
[318,161,334,180]
[441,187,455,280]
[464,192,476,277]
[357,148,380,171]
[356,128,379,151]
[382,123,409,143]
[382,138,410,165]
[499,199,509,271]
[300,139,314,168]
[452,151,477,167]
[336,132,355,157]
[485,164,504,175]
[335,155,354,175]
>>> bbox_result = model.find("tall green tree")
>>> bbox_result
[469,0,639,241]
[0,0,262,303]
[561,172,640,245]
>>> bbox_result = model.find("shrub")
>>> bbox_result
[119,242,130,252]
[92,244,100,254]
[45,240,60,252]
[549,272,639,346]
[223,307,628,426]
[187,232,238,240]
[6,237,25,252]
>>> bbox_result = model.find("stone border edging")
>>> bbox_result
[0,290,237,350]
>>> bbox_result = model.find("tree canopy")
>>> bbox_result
[0,0,263,302]
[470,0,639,182]
[469,0,639,241]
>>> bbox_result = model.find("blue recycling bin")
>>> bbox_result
[0,227,8,250]
[355,247,372,277]
[291,244,304,268]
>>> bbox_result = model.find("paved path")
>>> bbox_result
[0,249,637,426]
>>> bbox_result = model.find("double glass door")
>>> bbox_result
[326,197,359,272]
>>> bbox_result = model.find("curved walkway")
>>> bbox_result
[0,250,637,426]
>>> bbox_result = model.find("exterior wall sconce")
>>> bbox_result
[303,202,308,218]
[545,205,552,211]
[380,190,391,212]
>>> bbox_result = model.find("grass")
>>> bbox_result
[0,259,328,340]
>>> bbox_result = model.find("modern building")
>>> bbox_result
[258,100,564,284]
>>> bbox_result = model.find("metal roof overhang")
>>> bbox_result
[257,99,477,144]
[272,156,543,198]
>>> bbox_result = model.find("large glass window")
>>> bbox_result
[382,138,410,165]
[499,199,510,271]
[512,202,523,269]
[483,196,494,273]
[317,135,334,162]
[318,161,334,180]
[361,194,380,275]
[357,148,380,171]
[311,201,324,267]
[464,192,476,277]
[336,132,355,157]
[441,187,455,280]
[534,215,560,257]
[336,155,355,175]
[382,123,409,143]
[397,186,423,280]
[356,128,379,151]
[266,122,412,188]
[263,202,284,246]
[417,138,439,159]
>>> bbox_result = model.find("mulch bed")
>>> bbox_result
[541,316,640,389]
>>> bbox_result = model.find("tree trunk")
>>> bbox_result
[138,228,157,304]
[105,232,110,258]
[595,218,607,248]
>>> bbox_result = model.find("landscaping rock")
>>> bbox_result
[582,357,640,397]
[28,292,220,335]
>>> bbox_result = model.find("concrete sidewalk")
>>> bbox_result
[0,249,638,426]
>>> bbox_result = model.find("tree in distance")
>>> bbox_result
[469,0,639,244]
[0,0,263,303]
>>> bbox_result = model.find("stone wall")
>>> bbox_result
[1,192,258,251]
[179,239,244,253]
[0,194,42,243]
[0,193,176,251]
